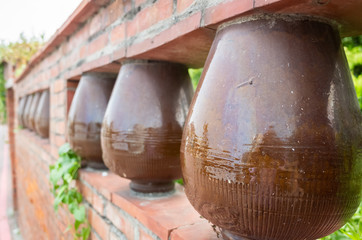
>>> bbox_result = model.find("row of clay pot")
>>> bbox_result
[18,90,50,138]
[68,61,193,193]
[66,16,362,240]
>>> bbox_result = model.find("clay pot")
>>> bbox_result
[17,97,26,127]
[181,15,362,240]
[68,72,116,169]
[34,90,50,138]
[102,60,193,193]
[23,94,34,129]
[29,92,41,131]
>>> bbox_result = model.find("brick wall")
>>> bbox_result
[9,0,362,239]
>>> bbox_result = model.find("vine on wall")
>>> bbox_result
[49,143,90,240]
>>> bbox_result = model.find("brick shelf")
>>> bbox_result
[79,170,219,240]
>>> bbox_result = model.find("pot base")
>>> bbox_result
[221,230,255,240]
[130,180,175,193]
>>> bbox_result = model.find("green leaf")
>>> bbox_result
[81,226,91,240]
[73,205,86,222]
[58,143,71,156]
[49,144,90,240]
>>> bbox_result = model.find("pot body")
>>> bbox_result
[68,72,116,168]
[17,97,26,127]
[29,92,41,131]
[102,61,193,193]
[23,94,34,130]
[181,17,362,240]
[34,90,50,138]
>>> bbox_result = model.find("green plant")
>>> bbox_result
[49,143,90,240]
[0,33,44,77]
[188,68,203,90]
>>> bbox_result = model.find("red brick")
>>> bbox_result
[105,203,135,239]
[110,23,126,44]
[203,0,254,27]
[105,0,125,26]
[127,0,173,37]
[89,12,103,37]
[53,92,66,107]
[89,208,110,240]
[53,79,66,93]
[111,184,204,240]
[88,33,109,55]
[79,171,127,200]
[54,135,66,147]
[127,12,202,58]
[50,65,60,78]
[170,221,219,240]
[135,0,147,7]
[123,0,132,13]
[254,0,282,8]
[176,0,195,13]
[79,183,105,215]
[54,120,66,135]
[139,228,155,240]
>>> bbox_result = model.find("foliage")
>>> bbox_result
[0,64,6,123]
[0,33,44,77]
[49,143,90,240]
[342,36,362,110]
[188,68,203,90]
[174,178,184,185]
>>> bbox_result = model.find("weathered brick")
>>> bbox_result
[176,0,195,13]
[88,33,109,55]
[89,208,110,240]
[105,203,136,240]
[203,0,254,26]
[110,23,126,44]
[127,0,173,37]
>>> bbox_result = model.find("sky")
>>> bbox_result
[0,0,82,43]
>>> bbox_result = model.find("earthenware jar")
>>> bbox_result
[34,90,50,138]
[181,15,362,240]
[29,92,41,131]
[23,94,34,129]
[68,72,116,169]
[17,97,26,127]
[102,60,193,193]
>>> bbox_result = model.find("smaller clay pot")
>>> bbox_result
[17,97,27,127]
[28,92,41,131]
[101,60,194,193]
[34,90,50,138]
[23,94,34,130]
[68,72,116,169]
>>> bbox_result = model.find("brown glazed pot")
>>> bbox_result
[102,60,193,193]
[29,92,41,131]
[68,72,116,169]
[17,97,27,127]
[181,15,362,240]
[34,90,50,138]
[23,94,34,129]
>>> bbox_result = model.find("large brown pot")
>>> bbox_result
[68,72,116,169]
[34,90,50,138]
[102,60,193,193]
[17,97,27,127]
[23,94,34,129]
[29,92,41,131]
[181,15,362,240]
